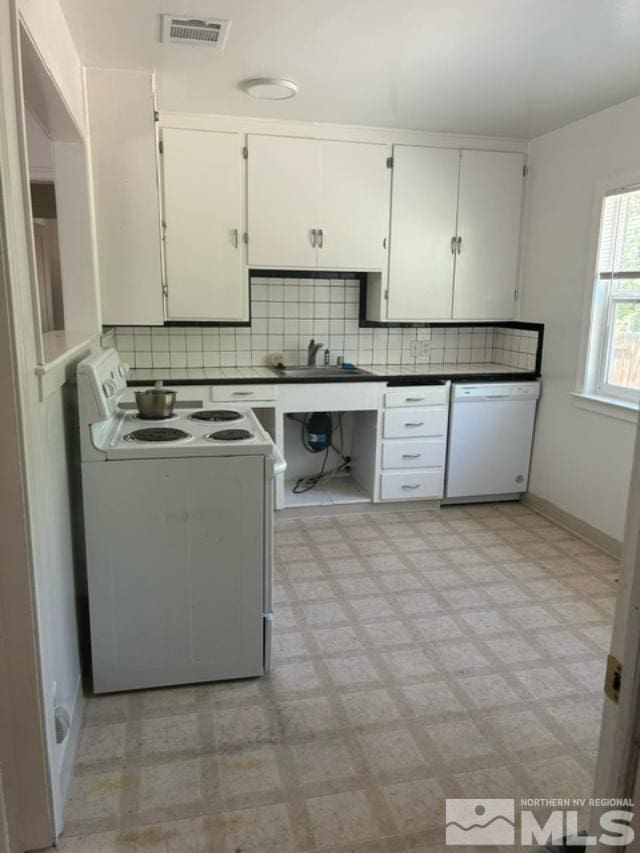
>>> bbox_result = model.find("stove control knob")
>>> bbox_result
[117,364,128,377]
[102,380,116,398]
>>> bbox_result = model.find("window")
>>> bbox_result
[588,187,640,404]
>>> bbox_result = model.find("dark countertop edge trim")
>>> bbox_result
[127,370,540,388]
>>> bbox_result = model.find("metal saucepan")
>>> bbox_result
[135,381,176,420]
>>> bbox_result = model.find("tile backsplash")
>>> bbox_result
[105,276,539,371]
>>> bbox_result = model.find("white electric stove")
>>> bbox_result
[96,406,275,459]
[78,348,285,693]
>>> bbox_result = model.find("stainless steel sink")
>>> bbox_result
[272,366,371,379]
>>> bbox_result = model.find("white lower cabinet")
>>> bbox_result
[380,470,444,501]
[378,383,450,501]
[211,385,277,403]
[381,438,446,469]
[383,408,448,439]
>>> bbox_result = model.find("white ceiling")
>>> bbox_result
[59,0,640,139]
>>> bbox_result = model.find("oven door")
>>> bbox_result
[84,455,265,692]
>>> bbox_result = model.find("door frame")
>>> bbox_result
[0,0,55,848]
[591,409,640,849]
[0,181,53,852]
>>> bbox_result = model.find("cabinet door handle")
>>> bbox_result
[402,453,422,459]
[318,228,324,248]
[405,396,424,402]
[232,391,254,396]
[402,483,421,490]
[311,229,317,248]
[457,235,462,254]
[383,237,388,249]
[404,421,424,427]
[450,236,457,254]
[232,228,239,248]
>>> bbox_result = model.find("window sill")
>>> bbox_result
[570,391,639,424]
[35,330,99,400]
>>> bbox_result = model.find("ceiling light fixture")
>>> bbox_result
[241,78,299,100]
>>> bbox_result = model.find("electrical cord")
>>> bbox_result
[291,412,351,494]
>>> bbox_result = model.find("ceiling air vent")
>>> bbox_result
[162,15,230,48]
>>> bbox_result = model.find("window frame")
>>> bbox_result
[596,282,640,403]
[581,179,640,410]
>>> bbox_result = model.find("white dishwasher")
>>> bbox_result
[445,381,540,502]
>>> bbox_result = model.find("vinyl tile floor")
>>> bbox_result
[55,502,617,852]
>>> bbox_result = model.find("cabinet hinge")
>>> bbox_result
[154,109,159,122]
[243,232,249,245]
[605,654,622,703]
[386,156,393,169]
[523,164,528,177]
[242,146,248,159]
[158,139,164,155]
[162,283,168,297]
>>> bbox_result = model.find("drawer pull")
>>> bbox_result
[402,453,422,459]
[232,391,254,396]
[404,421,424,427]
[402,483,421,490]
[405,396,424,402]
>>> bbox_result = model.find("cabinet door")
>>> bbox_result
[387,146,459,321]
[163,128,247,321]
[317,140,390,270]
[247,135,319,268]
[87,69,164,325]
[453,150,524,320]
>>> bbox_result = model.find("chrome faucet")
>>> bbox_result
[307,338,324,366]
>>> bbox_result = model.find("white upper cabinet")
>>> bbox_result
[247,135,319,269]
[452,150,525,320]
[317,140,390,270]
[387,147,460,321]
[87,69,164,325]
[247,135,389,270]
[373,145,524,322]
[162,128,248,322]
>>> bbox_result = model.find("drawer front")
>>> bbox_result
[383,407,447,439]
[385,385,448,408]
[381,438,446,470]
[380,469,444,501]
[211,384,276,402]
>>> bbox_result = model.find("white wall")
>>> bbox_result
[25,109,53,180]
[18,0,85,136]
[520,96,640,544]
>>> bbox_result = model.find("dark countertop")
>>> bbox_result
[127,363,539,387]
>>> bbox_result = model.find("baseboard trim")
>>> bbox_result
[56,678,84,836]
[522,492,622,558]
[280,499,441,519]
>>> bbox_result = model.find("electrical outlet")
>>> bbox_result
[410,339,431,358]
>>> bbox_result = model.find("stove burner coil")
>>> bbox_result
[189,410,243,422]
[206,429,253,442]
[124,427,191,443]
